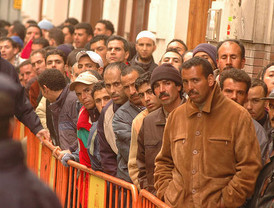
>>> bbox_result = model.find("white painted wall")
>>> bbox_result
[68,0,83,22]
[21,0,41,23]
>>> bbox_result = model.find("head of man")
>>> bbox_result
[38,69,67,103]
[76,50,104,75]
[193,43,217,70]
[62,25,74,44]
[45,49,67,76]
[167,39,188,56]
[106,35,129,63]
[64,17,79,26]
[217,39,246,73]
[73,23,93,48]
[31,37,49,51]
[94,20,114,37]
[103,62,128,104]
[160,48,183,71]
[38,19,54,38]
[120,65,145,106]
[24,24,42,44]
[70,71,99,109]
[244,78,268,121]
[47,28,64,46]
[135,71,161,112]
[0,37,19,63]
[182,50,193,62]
[135,31,156,63]
[260,63,274,95]
[30,49,46,75]
[19,60,36,86]
[181,57,215,108]
[89,35,108,67]
[261,90,274,127]
[151,63,183,112]
[91,81,111,113]
[220,68,251,106]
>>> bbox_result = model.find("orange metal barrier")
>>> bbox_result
[17,120,170,208]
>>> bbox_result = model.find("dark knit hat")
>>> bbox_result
[193,43,217,68]
[150,63,183,93]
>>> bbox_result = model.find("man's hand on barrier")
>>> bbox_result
[61,153,76,167]
[52,146,61,158]
[36,129,50,142]
[58,149,71,160]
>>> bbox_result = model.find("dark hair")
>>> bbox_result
[167,39,188,51]
[91,81,106,98]
[135,71,151,91]
[217,39,245,59]
[160,48,183,62]
[128,41,137,61]
[26,19,37,25]
[181,56,213,78]
[251,78,268,97]
[11,22,26,42]
[64,17,79,26]
[259,62,274,80]
[32,37,49,48]
[0,37,17,48]
[30,48,46,58]
[38,68,66,91]
[62,25,74,35]
[46,49,67,64]
[19,59,31,69]
[219,68,251,93]
[0,20,11,28]
[26,24,42,37]
[74,23,93,36]
[67,48,84,67]
[0,28,8,37]
[97,19,114,35]
[48,28,64,46]
[121,65,145,77]
[104,62,128,74]
[106,35,129,52]
[87,35,108,49]
[85,69,103,80]
[0,93,14,138]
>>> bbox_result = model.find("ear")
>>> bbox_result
[176,84,182,92]
[207,74,215,87]
[125,51,130,62]
[105,30,112,36]
[241,58,246,69]
[98,67,104,75]
[216,58,220,69]
[88,35,93,42]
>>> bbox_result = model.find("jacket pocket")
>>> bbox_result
[204,137,235,178]
[164,180,184,207]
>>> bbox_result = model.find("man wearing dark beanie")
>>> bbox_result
[193,43,217,71]
[136,63,186,194]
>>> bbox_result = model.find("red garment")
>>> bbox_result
[21,39,33,59]
[29,80,40,109]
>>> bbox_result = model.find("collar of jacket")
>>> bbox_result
[155,107,166,126]
[49,85,70,112]
[186,82,223,117]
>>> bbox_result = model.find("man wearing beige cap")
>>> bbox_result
[76,50,104,75]
[130,30,158,72]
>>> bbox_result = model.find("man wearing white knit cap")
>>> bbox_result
[76,50,104,75]
[129,30,158,72]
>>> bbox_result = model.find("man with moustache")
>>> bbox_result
[137,63,185,194]
[112,65,145,182]
[129,30,157,72]
[154,57,261,207]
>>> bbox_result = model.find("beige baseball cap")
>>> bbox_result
[70,71,98,91]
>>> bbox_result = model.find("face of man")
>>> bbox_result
[267,100,274,127]
[0,40,18,63]
[40,86,55,103]
[46,54,66,76]
[194,52,216,70]
[182,65,214,106]
[217,41,245,73]
[30,52,46,76]
[160,51,182,71]
[121,70,142,106]
[94,23,111,36]
[263,66,274,95]
[93,88,111,113]
[137,83,161,112]
[71,65,86,82]
[106,40,129,63]
[136,37,155,62]
[25,26,41,44]
[221,78,248,105]
[153,80,181,108]
[20,64,36,86]
[78,56,100,72]
[244,86,266,121]
[90,40,108,67]
[74,83,95,109]
[31,43,43,51]
[74,28,92,48]
[167,41,186,56]
[62,27,73,44]
[104,67,128,104]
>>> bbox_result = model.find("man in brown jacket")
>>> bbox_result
[154,57,262,207]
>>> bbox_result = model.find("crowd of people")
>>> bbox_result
[0,16,273,208]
